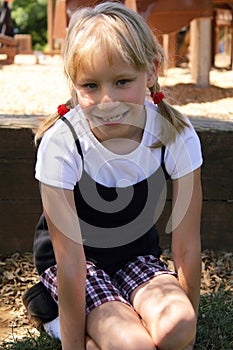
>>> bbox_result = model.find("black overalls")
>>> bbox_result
[34,117,170,277]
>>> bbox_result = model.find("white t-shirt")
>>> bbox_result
[35,101,202,189]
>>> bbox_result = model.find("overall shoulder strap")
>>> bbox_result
[61,116,84,161]
[161,146,170,180]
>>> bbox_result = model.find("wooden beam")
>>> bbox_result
[0,117,233,253]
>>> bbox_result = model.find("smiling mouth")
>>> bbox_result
[94,111,128,123]
[102,113,125,122]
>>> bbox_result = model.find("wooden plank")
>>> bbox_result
[0,115,42,130]
[0,127,36,158]
[0,200,42,253]
[0,34,18,47]
[198,132,233,201]
[1,115,233,132]
[0,47,17,54]
[198,131,233,201]
[1,198,232,253]
[158,201,233,251]
[0,117,232,253]
[0,160,39,199]
[201,201,233,250]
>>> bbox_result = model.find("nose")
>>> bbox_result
[100,86,115,104]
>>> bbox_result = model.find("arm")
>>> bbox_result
[171,167,202,315]
[41,183,86,350]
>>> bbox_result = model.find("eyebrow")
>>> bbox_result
[77,71,137,82]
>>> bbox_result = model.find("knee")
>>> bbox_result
[156,318,196,350]
[122,339,155,350]
[152,303,196,350]
[114,328,156,350]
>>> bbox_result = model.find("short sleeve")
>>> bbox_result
[35,119,82,190]
[165,121,203,179]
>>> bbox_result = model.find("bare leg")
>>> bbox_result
[130,274,196,350]
[43,317,101,349]
[86,301,156,350]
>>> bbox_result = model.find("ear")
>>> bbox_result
[147,62,158,88]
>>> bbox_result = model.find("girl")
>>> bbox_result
[34,2,202,349]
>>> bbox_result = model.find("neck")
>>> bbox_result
[101,127,144,154]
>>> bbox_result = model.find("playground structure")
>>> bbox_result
[47,0,233,86]
[0,33,17,64]
[0,0,233,85]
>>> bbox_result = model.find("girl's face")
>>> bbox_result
[75,54,156,143]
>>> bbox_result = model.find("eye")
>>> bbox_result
[116,79,130,86]
[82,83,98,90]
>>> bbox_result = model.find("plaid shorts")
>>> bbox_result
[40,255,177,315]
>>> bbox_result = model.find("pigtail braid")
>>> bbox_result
[149,82,189,147]
[34,98,74,147]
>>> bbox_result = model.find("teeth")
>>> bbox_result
[102,114,123,122]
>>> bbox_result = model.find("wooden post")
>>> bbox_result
[53,0,67,41]
[163,32,177,72]
[47,0,54,52]
[190,18,212,87]
[231,22,233,70]
[124,0,137,12]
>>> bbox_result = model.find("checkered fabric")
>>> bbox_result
[40,255,177,315]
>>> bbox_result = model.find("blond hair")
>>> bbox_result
[35,1,188,146]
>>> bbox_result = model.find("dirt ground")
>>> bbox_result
[0,54,233,344]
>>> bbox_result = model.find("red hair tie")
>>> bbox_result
[151,91,165,104]
[57,104,70,116]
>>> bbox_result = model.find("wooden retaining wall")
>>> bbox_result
[0,116,232,254]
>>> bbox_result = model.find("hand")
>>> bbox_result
[184,338,195,350]
[86,335,100,350]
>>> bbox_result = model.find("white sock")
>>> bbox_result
[43,316,61,340]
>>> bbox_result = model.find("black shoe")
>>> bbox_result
[22,282,58,331]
